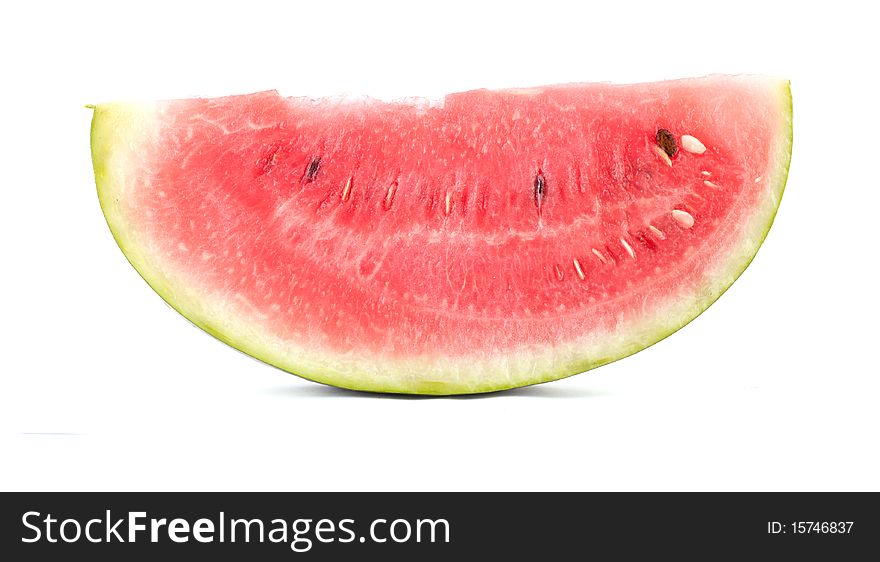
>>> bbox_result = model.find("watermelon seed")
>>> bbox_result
[445,191,453,216]
[262,152,279,174]
[701,171,711,176]
[304,156,321,183]
[341,176,353,202]
[671,209,695,229]
[575,163,585,193]
[533,172,546,211]
[554,264,565,281]
[648,224,666,239]
[634,231,657,251]
[656,128,678,158]
[680,134,707,154]
[591,248,609,264]
[703,180,719,189]
[572,258,586,280]
[383,180,398,210]
[620,238,636,259]
[653,145,673,167]
[754,176,762,183]
[603,244,621,264]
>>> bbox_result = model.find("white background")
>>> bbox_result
[2,0,878,491]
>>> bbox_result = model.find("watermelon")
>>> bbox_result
[90,75,792,395]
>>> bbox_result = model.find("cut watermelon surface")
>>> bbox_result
[90,75,792,394]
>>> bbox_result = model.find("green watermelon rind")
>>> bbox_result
[90,80,792,395]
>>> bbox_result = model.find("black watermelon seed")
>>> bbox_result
[534,172,546,208]
[656,129,677,158]
[304,156,321,182]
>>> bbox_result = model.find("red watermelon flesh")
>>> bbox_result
[90,75,792,394]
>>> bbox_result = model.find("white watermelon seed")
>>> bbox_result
[701,171,711,176]
[554,263,565,281]
[592,248,609,264]
[648,225,666,239]
[703,180,719,189]
[754,176,762,183]
[573,258,586,280]
[671,209,695,229]
[445,191,452,216]
[653,145,673,167]
[681,134,707,154]
[341,176,353,202]
[383,181,397,210]
[620,238,635,259]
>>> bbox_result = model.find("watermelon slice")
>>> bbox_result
[90,75,792,395]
